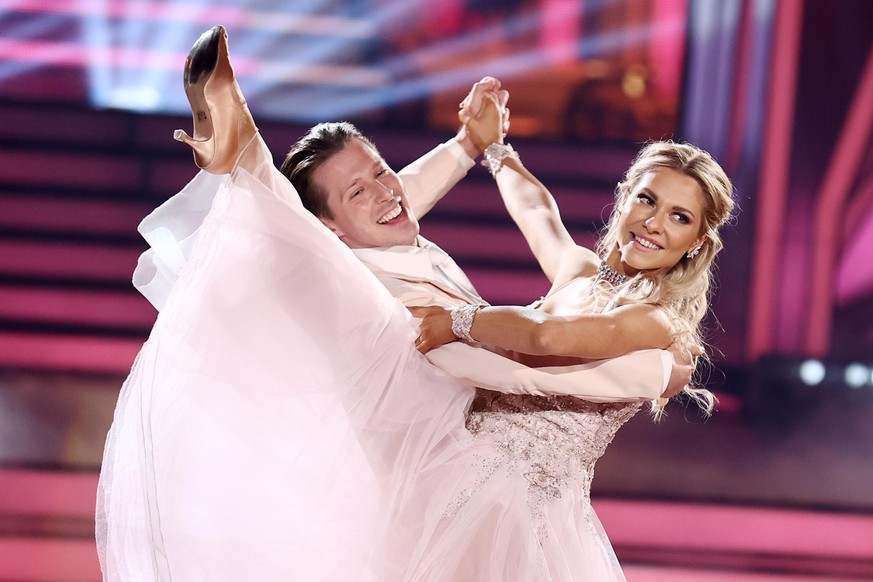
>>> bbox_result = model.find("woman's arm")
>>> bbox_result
[466,97,583,283]
[494,158,581,283]
[412,303,673,360]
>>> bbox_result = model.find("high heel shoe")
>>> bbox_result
[174,25,258,174]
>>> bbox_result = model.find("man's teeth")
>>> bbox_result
[378,205,402,224]
[634,234,660,250]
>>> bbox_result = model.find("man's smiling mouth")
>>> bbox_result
[378,204,403,224]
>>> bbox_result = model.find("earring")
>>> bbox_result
[686,245,702,259]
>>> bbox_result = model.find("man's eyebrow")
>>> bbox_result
[342,160,383,196]
[343,176,361,194]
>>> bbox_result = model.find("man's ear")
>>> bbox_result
[319,216,345,239]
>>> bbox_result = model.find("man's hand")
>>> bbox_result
[456,77,509,158]
[663,342,704,398]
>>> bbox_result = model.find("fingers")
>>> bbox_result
[408,306,434,319]
[458,106,474,126]
[475,76,502,95]
[662,342,706,399]
[496,89,509,108]
[414,331,440,354]
[460,76,506,120]
[461,83,487,118]
[410,305,441,353]
[667,341,699,366]
[661,385,679,398]
[482,91,500,109]
[464,92,507,150]
[661,382,687,399]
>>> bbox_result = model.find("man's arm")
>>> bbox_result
[400,77,506,219]
[424,342,672,402]
[399,138,475,219]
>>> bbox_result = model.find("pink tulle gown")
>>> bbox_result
[96,135,636,581]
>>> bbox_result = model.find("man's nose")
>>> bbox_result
[374,179,395,201]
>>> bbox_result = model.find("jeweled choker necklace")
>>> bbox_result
[597,261,629,286]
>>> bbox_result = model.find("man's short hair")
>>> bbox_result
[279,122,379,219]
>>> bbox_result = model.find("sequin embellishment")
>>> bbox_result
[453,392,642,535]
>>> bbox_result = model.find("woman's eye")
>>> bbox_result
[376,168,387,177]
[673,213,690,224]
[636,193,654,205]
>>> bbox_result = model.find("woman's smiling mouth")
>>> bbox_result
[631,233,662,250]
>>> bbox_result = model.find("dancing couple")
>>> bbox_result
[97,26,734,581]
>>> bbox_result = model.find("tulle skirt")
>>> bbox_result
[96,136,626,581]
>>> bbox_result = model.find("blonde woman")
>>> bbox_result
[410,96,735,580]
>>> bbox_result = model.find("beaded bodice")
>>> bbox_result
[466,391,641,501]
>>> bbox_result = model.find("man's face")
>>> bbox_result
[312,139,420,248]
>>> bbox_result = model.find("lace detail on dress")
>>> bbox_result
[446,391,641,539]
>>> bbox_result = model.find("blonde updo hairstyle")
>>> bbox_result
[596,141,735,416]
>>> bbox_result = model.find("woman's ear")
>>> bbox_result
[685,235,707,259]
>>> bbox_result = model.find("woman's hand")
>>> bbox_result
[458,76,508,124]
[461,90,510,153]
[409,305,458,353]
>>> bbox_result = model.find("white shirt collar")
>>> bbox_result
[350,236,437,279]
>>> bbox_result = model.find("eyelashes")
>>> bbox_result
[635,193,692,224]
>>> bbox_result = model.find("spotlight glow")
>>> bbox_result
[107,86,161,110]
[798,359,825,386]
[844,363,869,388]
[4,0,690,130]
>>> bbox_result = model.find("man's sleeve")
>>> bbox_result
[399,139,475,219]
[425,342,671,402]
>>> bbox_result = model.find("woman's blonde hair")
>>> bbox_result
[595,141,735,416]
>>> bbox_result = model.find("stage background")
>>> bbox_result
[1,0,872,579]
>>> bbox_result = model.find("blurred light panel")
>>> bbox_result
[844,363,869,388]
[798,359,826,386]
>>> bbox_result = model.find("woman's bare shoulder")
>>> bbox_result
[552,245,601,285]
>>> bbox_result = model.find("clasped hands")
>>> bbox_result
[457,77,511,153]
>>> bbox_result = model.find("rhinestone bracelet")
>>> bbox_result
[481,143,518,177]
[451,303,486,342]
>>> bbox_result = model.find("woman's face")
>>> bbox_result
[615,167,707,275]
